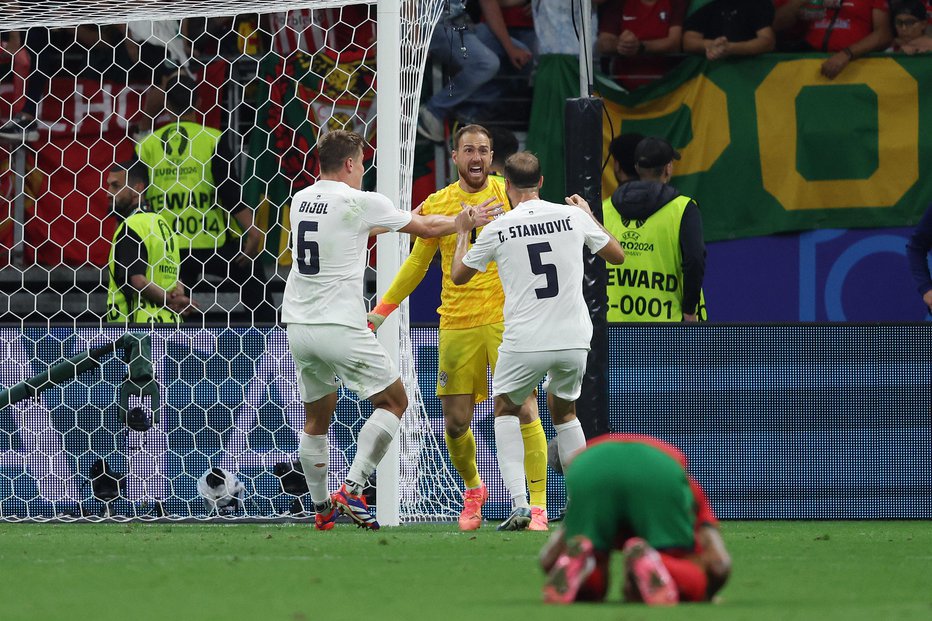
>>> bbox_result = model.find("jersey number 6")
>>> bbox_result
[527,242,559,299]
[296,220,320,275]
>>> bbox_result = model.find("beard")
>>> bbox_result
[111,198,135,218]
[458,166,488,191]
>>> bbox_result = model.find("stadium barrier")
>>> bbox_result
[1,323,928,521]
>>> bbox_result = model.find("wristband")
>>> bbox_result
[367,301,399,332]
[372,301,399,317]
[842,47,854,60]
[638,42,646,55]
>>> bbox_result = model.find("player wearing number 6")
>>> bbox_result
[451,152,625,530]
[283,130,497,530]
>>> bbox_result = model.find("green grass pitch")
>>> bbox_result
[0,521,929,621]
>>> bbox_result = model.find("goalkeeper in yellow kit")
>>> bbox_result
[368,124,549,531]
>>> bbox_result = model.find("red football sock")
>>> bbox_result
[659,553,708,602]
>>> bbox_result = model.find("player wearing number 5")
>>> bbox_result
[368,125,552,532]
[451,152,625,530]
[136,73,275,321]
[105,159,194,323]
[283,130,497,530]
[605,137,706,322]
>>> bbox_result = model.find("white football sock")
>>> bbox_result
[298,432,330,507]
[346,408,400,495]
[554,418,586,470]
[494,415,529,510]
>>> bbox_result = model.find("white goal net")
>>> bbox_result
[0,0,464,522]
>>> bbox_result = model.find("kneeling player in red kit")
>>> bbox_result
[541,434,731,605]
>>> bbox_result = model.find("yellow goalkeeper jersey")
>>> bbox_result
[383,177,510,330]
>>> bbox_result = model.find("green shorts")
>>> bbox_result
[561,441,695,551]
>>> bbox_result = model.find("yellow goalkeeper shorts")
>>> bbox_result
[436,322,504,403]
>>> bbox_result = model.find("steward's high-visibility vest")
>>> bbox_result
[107,209,182,323]
[604,195,706,322]
[137,121,226,250]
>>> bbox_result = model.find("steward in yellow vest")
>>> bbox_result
[135,73,275,322]
[137,119,227,251]
[105,160,194,323]
[604,136,707,322]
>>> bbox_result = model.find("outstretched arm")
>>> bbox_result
[696,525,731,600]
[398,196,502,238]
[450,207,481,285]
[368,238,438,330]
[566,194,625,265]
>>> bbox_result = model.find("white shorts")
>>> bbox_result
[287,323,399,403]
[492,348,588,405]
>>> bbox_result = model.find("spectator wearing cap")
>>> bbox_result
[774,0,892,79]
[682,0,776,61]
[887,0,932,53]
[135,73,276,322]
[604,136,706,322]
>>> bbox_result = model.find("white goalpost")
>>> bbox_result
[0,0,462,523]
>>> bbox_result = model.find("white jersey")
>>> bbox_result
[281,180,411,327]
[463,199,610,353]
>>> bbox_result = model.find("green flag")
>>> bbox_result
[527,53,932,242]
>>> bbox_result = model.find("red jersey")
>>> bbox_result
[268,6,376,60]
[500,3,535,29]
[774,0,889,52]
[598,0,687,89]
[599,0,686,39]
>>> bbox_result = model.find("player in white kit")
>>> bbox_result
[451,151,625,530]
[284,130,498,530]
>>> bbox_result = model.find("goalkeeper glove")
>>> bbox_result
[367,301,399,332]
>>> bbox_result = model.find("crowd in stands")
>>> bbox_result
[2,1,929,164]
[1,1,931,322]
[2,1,930,145]
[416,0,932,133]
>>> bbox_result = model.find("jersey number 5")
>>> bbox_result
[527,242,558,299]
[296,220,320,275]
